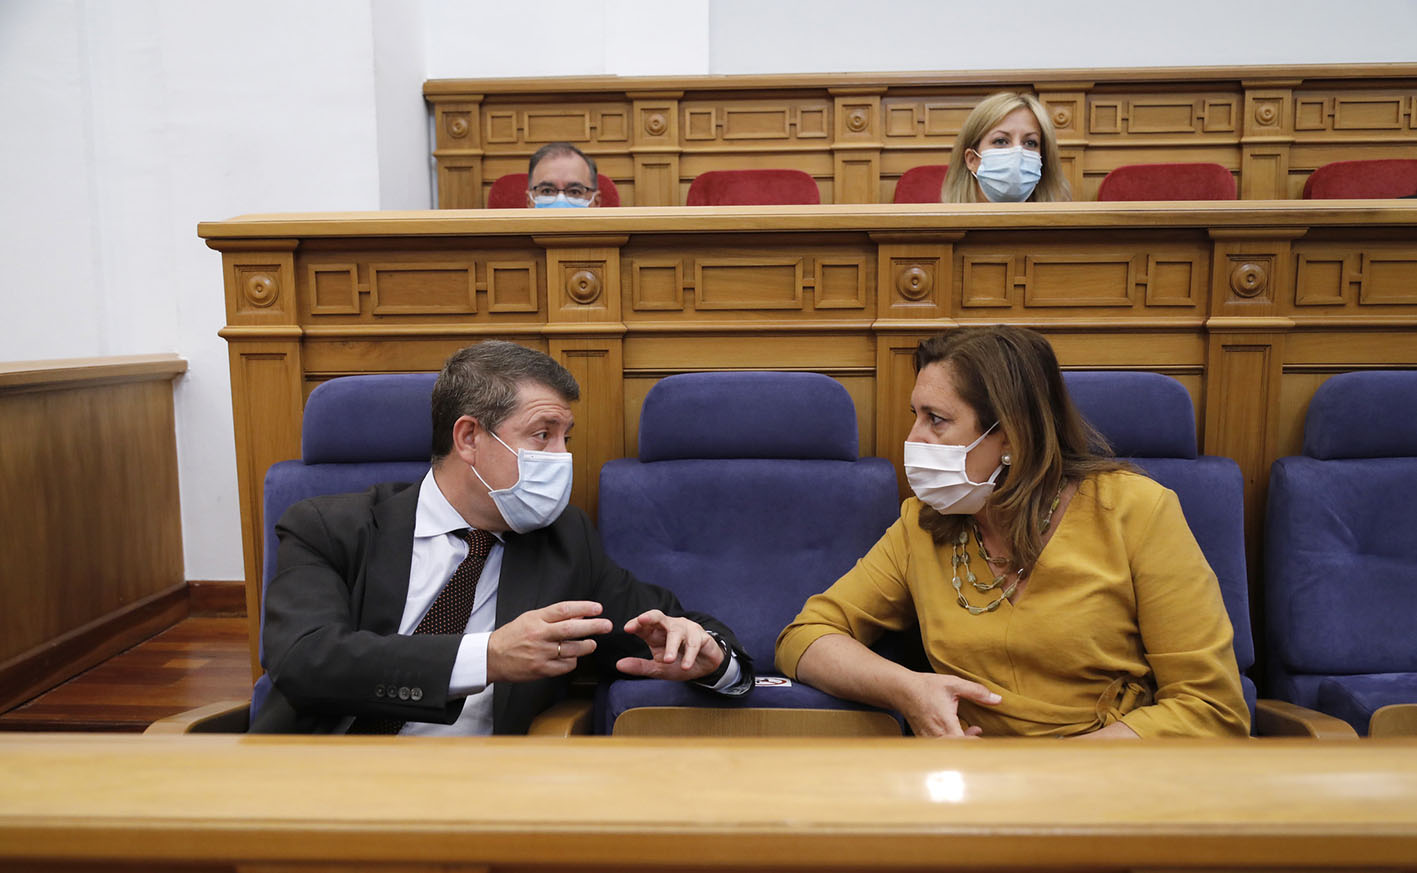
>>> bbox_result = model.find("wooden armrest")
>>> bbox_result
[1369,703,1417,738]
[526,698,594,736]
[612,706,904,737]
[144,700,251,735]
[1254,698,1358,739]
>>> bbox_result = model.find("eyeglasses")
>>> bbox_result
[528,183,596,207]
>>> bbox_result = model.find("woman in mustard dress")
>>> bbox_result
[776,326,1249,738]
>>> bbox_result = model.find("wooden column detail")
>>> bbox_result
[431,96,485,209]
[872,232,961,321]
[214,239,304,676]
[1240,81,1297,199]
[1205,226,1303,632]
[630,91,682,206]
[874,333,933,499]
[538,234,628,517]
[1035,84,1091,200]
[831,89,884,203]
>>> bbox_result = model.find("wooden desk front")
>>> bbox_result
[1,734,1415,871]
[203,201,1417,675]
[424,64,1417,206]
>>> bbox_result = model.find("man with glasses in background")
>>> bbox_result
[526,142,601,208]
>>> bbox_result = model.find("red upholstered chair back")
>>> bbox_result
[1096,162,1236,201]
[685,169,820,205]
[893,165,949,203]
[485,172,621,208]
[1302,159,1417,199]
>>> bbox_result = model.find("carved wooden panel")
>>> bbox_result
[487,261,539,313]
[694,258,805,310]
[814,258,869,309]
[370,263,476,315]
[307,265,361,314]
[1293,91,1415,135]
[681,100,832,144]
[481,102,631,148]
[1360,250,1417,305]
[1088,94,1238,137]
[630,259,685,311]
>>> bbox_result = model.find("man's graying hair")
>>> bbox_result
[430,341,579,459]
[527,142,598,184]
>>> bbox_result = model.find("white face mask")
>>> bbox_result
[470,430,573,533]
[903,422,1002,516]
[972,146,1043,202]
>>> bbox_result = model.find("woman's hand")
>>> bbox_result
[900,672,1002,738]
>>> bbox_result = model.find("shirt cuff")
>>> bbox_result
[448,632,490,696]
[704,654,742,692]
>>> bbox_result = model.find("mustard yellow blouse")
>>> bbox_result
[776,471,1249,737]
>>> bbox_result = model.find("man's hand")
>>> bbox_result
[487,601,612,683]
[900,672,1002,738]
[615,609,724,682]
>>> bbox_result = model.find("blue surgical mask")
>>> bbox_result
[972,146,1043,202]
[532,192,592,209]
[470,431,573,533]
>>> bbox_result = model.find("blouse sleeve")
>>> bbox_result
[1118,487,1251,738]
[774,507,919,678]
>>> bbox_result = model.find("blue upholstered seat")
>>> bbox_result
[1063,371,1258,725]
[252,373,435,717]
[1265,371,1417,734]
[595,372,903,733]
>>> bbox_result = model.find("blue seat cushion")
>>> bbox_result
[301,373,436,463]
[1265,458,1417,677]
[637,372,859,462]
[596,677,902,735]
[1303,371,1417,460]
[1317,673,1417,736]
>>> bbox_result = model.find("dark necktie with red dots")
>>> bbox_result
[348,528,495,735]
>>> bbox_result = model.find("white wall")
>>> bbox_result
[2,0,1412,581]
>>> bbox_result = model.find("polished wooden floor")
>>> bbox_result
[0,616,252,732]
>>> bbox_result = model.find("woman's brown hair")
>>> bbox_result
[913,326,1128,569]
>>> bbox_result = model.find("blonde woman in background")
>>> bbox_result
[941,92,1071,203]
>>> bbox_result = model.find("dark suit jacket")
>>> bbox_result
[252,481,750,734]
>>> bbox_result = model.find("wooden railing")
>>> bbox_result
[425,64,1417,207]
[0,355,187,713]
[2,734,1416,871]
[204,201,1417,675]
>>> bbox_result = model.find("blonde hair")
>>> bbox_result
[940,92,1070,203]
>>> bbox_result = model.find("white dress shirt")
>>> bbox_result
[384,468,737,736]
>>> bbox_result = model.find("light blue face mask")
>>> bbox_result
[532,192,593,209]
[972,146,1043,202]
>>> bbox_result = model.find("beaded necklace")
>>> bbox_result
[949,485,1064,615]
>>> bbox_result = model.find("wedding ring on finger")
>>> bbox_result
[556,642,562,659]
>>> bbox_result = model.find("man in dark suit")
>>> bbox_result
[253,341,751,734]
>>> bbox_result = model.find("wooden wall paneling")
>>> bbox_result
[1204,228,1302,656]
[1239,81,1296,199]
[214,240,304,675]
[432,97,484,209]
[831,89,884,204]
[631,92,682,206]
[541,234,627,517]
[873,232,958,321]
[0,356,187,712]
[547,337,623,522]
[427,67,1417,206]
[1037,85,1090,201]
[874,333,934,498]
